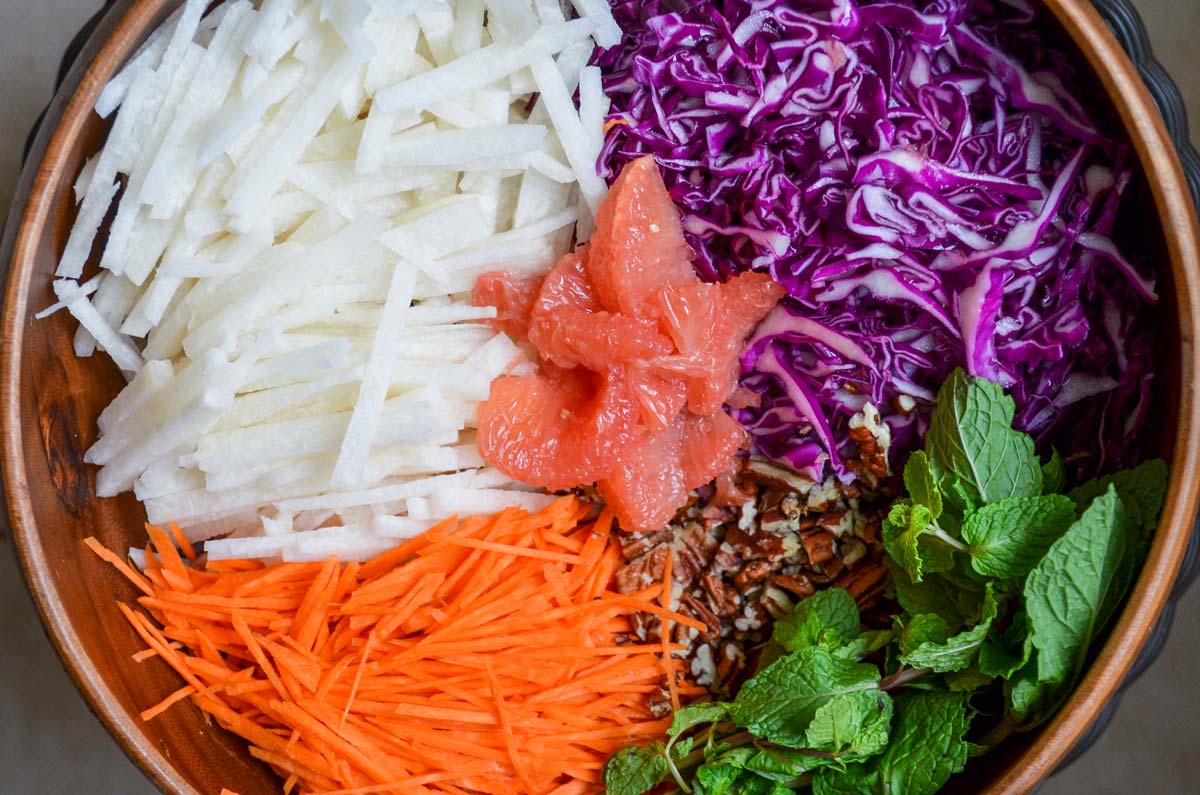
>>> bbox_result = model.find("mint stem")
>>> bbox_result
[931,526,970,553]
[880,665,930,691]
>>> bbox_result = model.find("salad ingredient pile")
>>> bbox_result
[476,156,783,531]
[47,0,617,551]
[605,370,1168,795]
[92,497,702,795]
[596,0,1157,483]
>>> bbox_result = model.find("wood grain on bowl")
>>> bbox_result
[1,2,1198,795]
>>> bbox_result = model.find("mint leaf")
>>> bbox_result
[897,614,952,651]
[937,472,979,533]
[925,369,1042,504]
[898,587,999,673]
[695,762,741,794]
[604,744,669,795]
[873,691,972,795]
[962,495,1077,579]
[882,502,947,583]
[1026,487,1127,687]
[1068,459,1168,542]
[773,588,860,652]
[698,763,787,795]
[1041,449,1066,494]
[806,690,893,761]
[730,645,881,745]
[813,764,879,795]
[668,702,729,740]
[979,612,1031,679]
[945,667,994,692]
[904,450,942,518]
[1005,658,1049,724]
[835,628,894,661]
[1069,460,1169,633]
[891,564,982,630]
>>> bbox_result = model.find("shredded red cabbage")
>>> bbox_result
[594,0,1157,483]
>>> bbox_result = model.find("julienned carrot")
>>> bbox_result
[89,496,690,795]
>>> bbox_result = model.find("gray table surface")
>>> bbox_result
[2,1,1198,793]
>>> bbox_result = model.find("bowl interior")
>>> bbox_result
[2,1,1197,795]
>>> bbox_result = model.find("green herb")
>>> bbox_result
[773,587,861,652]
[1041,448,1066,494]
[605,369,1169,795]
[730,646,882,746]
[960,495,1076,578]
[898,586,999,673]
[903,450,943,518]
[1025,487,1127,686]
[804,690,893,761]
[604,743,670,795]
[924,369,1042,504]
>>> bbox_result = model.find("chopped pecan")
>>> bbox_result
[726,524,785,560]
[619,527,674,560]
[773,573,816,599]
[701,572,742,618]
[713,544,743,572]
[840,537,868,567]
[744,457,816,494]
[682,591,722,636]
[647,687,673,719]
[759,491,800,533]
[835,562,889,602]
[780,491,802,519]
[799,530,836,565]
[760,585,793,620]
[816,508,848,535]
[733,559,775,590]
[615,544,669,595]
[820,556,845,580]
[678,522,718,571]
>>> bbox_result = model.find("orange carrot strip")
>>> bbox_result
[424,532,582,565]
[166,522,197,562]
[84,537,154,597]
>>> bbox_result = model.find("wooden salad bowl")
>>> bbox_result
[2,1,1198,794]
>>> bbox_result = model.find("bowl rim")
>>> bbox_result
[2,1,1199,794]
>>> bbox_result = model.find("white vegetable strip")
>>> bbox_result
[35,274,103,320]
[225,48,370,223]
[94,5,184,117]
[530,55,607,218]
[568,0,623,49]
[331,265,417,488]
[375,18,594,112]
[53,280,143,373]
[429,487,556,517]
[196,60,304,168]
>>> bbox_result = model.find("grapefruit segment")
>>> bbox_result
[680,411,747,491]
[686,272,786,414]
[597,420,687,532]
[530,308,673,371]
[473,270,543,340]
[588,156,697,315]
[477,367,639,491]
[625,368,688,432]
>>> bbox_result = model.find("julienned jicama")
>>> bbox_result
[47,0,619,555]
[45,1,1169,795]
